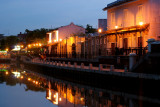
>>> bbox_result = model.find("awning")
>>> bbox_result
[102,24,150,35]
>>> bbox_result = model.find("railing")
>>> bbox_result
[22,47,148,60]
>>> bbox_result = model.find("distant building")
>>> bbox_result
[98,19,107,31]
[46,22,85,56]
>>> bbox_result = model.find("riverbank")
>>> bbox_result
[21,57,160,99]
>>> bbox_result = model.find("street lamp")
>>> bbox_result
[65,37,68,58]
[139,22,143,55]
[115,26,118,55]
[115,26,118,48]
[98,28,102,56]
[60,39,62,57]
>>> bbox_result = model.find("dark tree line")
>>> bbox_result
[25,28,50,45]
[0,36,19,51]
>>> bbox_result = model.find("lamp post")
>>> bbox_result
[98,29,102,56]
[139,22,143,56]
[115,26,118,55]
[60,39,62,58]
[66,37,68,58]
[115,26,118,48]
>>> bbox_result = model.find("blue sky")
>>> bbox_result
[0,0,114,36]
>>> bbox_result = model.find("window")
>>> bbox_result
[100,38,102,44]
[138,5,143,22]
[104,38,106,44]
[124,9,128,21]
[111,12,115,24]
[97,39,99,44]
[123,9,128,27]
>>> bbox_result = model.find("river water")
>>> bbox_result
[0,63,160,107]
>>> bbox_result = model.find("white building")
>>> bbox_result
[103,0,160,54]
[46,22,85,55]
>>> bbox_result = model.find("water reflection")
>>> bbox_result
[0,63,160,107]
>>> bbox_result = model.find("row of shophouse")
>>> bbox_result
[46,0,160,58]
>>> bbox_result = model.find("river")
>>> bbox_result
[0,63,160,107]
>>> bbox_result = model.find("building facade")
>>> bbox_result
[46,22,85,57]
[103,0,160,55]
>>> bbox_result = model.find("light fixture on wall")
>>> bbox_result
[139,22,144,26]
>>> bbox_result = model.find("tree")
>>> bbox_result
[0,36,19,50]
[25,28,49,44]
[85,24,97,34]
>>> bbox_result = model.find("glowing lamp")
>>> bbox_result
[139,22,143,26]
[39,43,42,46]
[98,29,102,33]
[28,45,31,48]
[115,26,118,29]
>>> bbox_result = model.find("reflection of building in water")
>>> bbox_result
[46,81,84,107]
[9,68,159,107]
[46,81,131,107]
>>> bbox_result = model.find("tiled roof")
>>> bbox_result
[103,0,137,11]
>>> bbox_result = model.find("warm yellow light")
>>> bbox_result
[54,40,57,42]
[54,95,56,98]
[5,48,8,51]
[115,26,118,29]
[28,45,31,48]
[39,43,42,46]
[20,76,24,79]
[36,43,38,46]
[49,33,52,43]
[47,90,52,100]
[21,45,24,48]
[28,78,31,81]
[98,29,102,33]
[36,81,38,84]
[80,97,84,101]
[139,22,143,26]
[5,71,9,75]
[59,39,62,41]
[33,44,36,46]
[56,31,59,42]
[59,97,62,101]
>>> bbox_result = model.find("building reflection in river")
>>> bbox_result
[1,63,160,107]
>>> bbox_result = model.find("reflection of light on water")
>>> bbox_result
[5,71,9,75]
[28,78,31,81]
[20,76,23,79]
[53,93,58,105]
[47,90,52,100]
[12,72,21,78]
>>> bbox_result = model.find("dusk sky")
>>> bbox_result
[0,0,114,36]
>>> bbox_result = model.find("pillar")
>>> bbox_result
[147,38,155,53]
[99,64,103,71]
[81,63,84,69]
[129,53,137,71]
[110,65,114,71]
[89,63,93,70]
